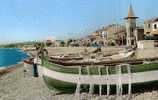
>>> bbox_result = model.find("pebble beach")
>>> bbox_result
[0,63,158,100]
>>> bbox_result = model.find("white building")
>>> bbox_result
[144,17,158,36]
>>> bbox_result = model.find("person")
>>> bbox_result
[33,55,39,77]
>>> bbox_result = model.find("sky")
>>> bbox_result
[0,0,157,43]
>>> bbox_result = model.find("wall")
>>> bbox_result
[137,40,155,49]
[152,21,158,31]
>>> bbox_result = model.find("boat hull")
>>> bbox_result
[43,75,158,94]
[42,62,158,94]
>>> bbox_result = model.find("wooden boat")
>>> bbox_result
[50,56,83,61]
[48,56,158,66]
[42,46,158,94]
[42,58,158,94]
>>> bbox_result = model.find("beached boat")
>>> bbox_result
[42,58,158,94]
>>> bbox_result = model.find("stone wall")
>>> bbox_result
[136,48,158,59]
[137,40,155,49]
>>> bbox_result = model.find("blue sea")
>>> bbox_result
[0,48,28,67]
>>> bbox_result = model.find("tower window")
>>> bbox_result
[131,40,134,45]
[148,24,150,28]
[154,24,157,29]
[131,28,134,33]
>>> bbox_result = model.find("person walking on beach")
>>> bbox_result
[33,55,39,77]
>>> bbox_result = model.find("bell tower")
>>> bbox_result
[124,5,138,46]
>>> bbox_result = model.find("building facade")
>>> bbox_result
[144,17,158,37]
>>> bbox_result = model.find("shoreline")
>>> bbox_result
[0,62,24,76]
[0,47,31,76]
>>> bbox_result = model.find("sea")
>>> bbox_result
[0,48,28,68]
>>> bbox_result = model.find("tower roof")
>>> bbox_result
[124,5,138,19]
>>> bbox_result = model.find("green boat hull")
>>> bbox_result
[43,60,158,94]
[43,75,158,94]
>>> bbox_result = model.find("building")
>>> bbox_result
[89,24,126,46]
[144,17,158,37]
[124,5,138,46]
[112,25,126,45]
[134,28,144,42]
[87,5,146,47]
[124,5,145,47]
[104,24,125,42]
[90,30,106,46]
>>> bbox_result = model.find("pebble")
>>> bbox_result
[0,65,158,100]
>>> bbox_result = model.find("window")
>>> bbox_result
[154,24,157,29]
[131,28,134,32]
[146,32,150,34]
[131,40,134,45]
[148,24,150,28]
